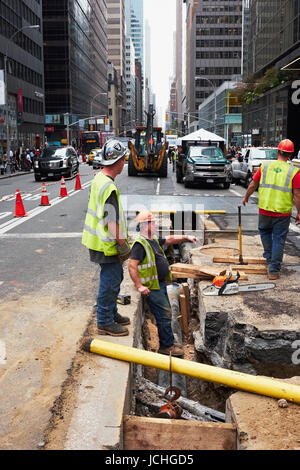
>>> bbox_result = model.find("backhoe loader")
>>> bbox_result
[128,105,168,177]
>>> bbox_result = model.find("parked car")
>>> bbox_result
[88,148,102,166]
[33,146,79,181]
[176,145,231,188]
[230,147,278,186]
[92,151,103,170]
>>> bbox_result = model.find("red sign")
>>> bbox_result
[18,89,23,112]
[46,127,54,133]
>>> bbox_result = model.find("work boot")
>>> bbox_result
[158,344,184,357]
[114,312,130,326]
[98,323,129,336]
[268,272,280,280]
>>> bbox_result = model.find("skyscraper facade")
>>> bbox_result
[242,0,300,151]
[184,0,242,126]
[0,0,44,153]
[107,0,126,133]
[129,0,144,75]
[43,0,108,146]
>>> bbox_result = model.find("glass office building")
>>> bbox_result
[185,0,243,121]
[0,0,44,154]
[242,0,300,151]
[128,0,144,75]
[43,0,108,146]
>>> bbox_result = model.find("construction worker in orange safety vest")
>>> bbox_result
[243,139,300,280]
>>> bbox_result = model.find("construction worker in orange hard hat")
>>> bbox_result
[128,210,199,357]
[243,139,300,280]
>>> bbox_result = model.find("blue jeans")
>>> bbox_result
[146,281,174,349]
[97,263,123,327]
[258,214,291,274]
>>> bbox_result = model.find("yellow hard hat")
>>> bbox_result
[136,210,156,225]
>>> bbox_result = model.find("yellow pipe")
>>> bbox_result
[82,338,300,403]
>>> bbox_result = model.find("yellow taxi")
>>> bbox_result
[88,148,102,165]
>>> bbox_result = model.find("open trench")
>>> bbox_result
[132,213,231,422]
[42,211,300,450]
[129,210,300,449]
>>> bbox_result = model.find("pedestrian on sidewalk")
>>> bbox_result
[82,139,131,336]
[128,210,198,357]
[243,139,300,280]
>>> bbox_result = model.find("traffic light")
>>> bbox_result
[165,113,168,121]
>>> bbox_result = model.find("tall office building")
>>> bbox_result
[43,0,108,146]
[242,0,300,151]
[128,0,144,75]
[125,0,144,121]
[144,19,151,111]
[125,37,136,131]
[184,0,242,128]
[0,0,44,153]
[107,0,126,134]
[175,0,183,132]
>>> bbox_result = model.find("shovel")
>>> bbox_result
[238,205,248,265]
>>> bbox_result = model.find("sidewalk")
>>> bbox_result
[0,169,33,180]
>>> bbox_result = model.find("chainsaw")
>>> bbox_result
[202,271,275,296]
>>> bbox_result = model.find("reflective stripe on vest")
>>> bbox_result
[260,161,295,193]
[133,234,172,290]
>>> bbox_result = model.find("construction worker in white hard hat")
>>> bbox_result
[82,139,131,336]
[243,139,300,280]
[128,210,198,357]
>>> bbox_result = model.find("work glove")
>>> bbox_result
[117,240,131,264]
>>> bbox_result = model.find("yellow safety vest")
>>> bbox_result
[258,160,299,214]
[82,172,127,256]
[132,234,172,290]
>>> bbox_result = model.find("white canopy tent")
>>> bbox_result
[180,128,226,143]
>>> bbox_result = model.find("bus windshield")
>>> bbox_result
[81,132,102,155]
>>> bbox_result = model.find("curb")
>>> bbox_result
[0,170,33,180]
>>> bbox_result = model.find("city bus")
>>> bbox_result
[80,131,104,158]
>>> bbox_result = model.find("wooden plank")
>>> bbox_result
[171,271,201,279]
[123,415,237,450]
[179,294,189,334]
[170,263,227,278]
[229,264,268,274]
[181,283,191,322]
[213,256,266,265]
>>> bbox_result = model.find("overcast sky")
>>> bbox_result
[144,0,177,126]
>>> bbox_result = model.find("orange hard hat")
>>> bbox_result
[136,210,156,225]
[278,139,294,153]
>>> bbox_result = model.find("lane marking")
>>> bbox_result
[0,281,3,286]
[0,212,12,220]
[229,188,243,197]
[156,178,160,195]
[0,233,83,239]
[0,180,92,234]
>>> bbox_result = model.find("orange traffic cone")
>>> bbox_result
[40,183,51,206]
[59,177,68,198]
[75,173,82,190]
[14,189,28,217]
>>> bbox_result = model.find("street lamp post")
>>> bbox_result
[195,76,217,133]
[4,25,40,161]
[90,92,107,119]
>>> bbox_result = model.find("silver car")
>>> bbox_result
[92,150,103,169]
